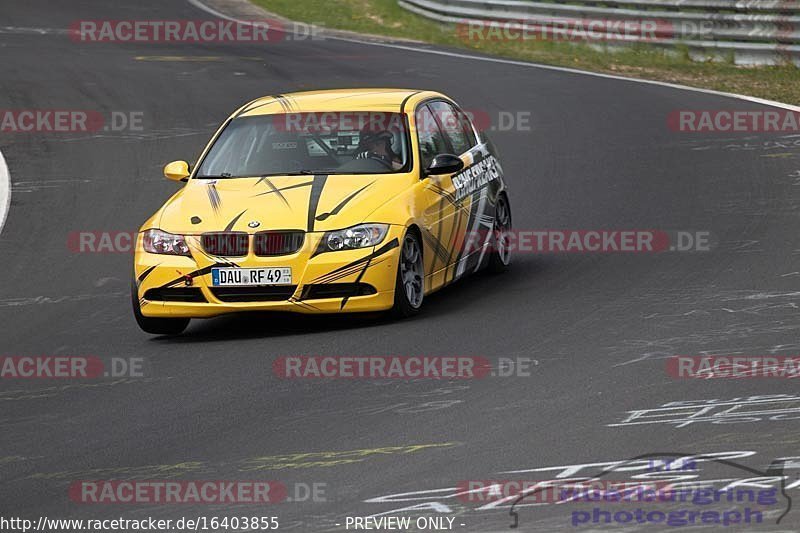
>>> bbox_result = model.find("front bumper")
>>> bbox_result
[134,226,403,318]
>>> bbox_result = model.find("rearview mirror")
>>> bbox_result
[425,154,464,176]
[164,160,190,182]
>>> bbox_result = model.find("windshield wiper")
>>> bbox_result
[198,171,336,179]
[195,172,233,179]
[257,170,334,177]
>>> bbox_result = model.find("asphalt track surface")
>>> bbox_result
[2,1,800,531]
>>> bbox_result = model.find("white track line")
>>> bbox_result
[0,148,10,236]
[187,0,800,113]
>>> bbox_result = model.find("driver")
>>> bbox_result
[354,126,403,170]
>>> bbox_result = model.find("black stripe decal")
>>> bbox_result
[309,238,398,284]
[340,256,372,310]
[289,298,321,312]
[255,177,290,208]
[137,265,159,284]
[451,190,479,272]
[429,194,447,273]
[444,205,463,282]
[312,263,369,285]
[224,210,247,232]
[426,183,458,207]
[422,230,449,265]
[238,93,295,117]
[274,94,291,113]
[315,181,374,221]
[207,183,222,213]
[237,97,271,116]
[252,180,313,198]
[312,256,391,286]
[282,94,299,111]
[306,174,328,232]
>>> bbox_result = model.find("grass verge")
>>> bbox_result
[253,0,800,105]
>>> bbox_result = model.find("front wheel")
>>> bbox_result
[131,280,190,335]
[391,231,424,318]
[488,193,512,273]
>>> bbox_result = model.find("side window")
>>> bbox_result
[428,101,473,155]
[415,105,448,169]
[458,108,478,148]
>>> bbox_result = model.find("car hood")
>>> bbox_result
[154,174,412,234]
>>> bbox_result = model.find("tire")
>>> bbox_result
[131,280,190,335]
[488,193,512,273]
[391,230,424,318]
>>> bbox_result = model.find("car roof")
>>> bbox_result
[234,88,445,117]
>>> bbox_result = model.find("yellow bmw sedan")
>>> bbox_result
[132,89,511,334]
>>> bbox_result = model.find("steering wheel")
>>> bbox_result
[357,151,393,170]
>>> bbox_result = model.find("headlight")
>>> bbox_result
[142,229,191,256]
[323,224,389,251]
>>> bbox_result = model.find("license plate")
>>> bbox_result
[211,267,292,287]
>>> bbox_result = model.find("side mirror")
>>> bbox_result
[425,154,464,176]
[164,160,190,182]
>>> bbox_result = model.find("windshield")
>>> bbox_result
[196,112,410,178]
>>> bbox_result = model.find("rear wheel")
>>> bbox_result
[391,230,424,317]
[131,280,189,335]
[488,194,512,273]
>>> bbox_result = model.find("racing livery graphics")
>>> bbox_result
[132,89,511,334]
[451,154,500,201]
